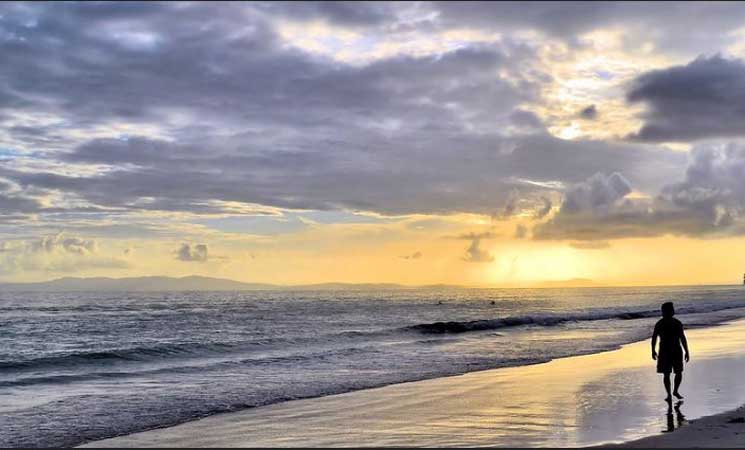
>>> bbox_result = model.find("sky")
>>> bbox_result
[3,1,745,286]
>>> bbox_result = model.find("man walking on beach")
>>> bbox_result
[652,302,690,402]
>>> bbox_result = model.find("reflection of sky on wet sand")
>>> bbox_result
[86,319,745,448]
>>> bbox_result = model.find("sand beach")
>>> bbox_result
[83,319,745,448]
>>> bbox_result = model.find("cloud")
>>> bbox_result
[627,55,745,142]
[0,2,693,225]
[0,192,42,214]
[0,234,128,275]
[533,172,666,241]
[462,237,494,263]
[560,172,632,214]
[400,251,422,260]
[3,133,685,219]
[28,234,97,255]
[509,109,544,131]
[61,237,98,255]
[578,105,597,120]
[176,243,209,262]
[661,142,745,224]
[432,2,745,52]
[570,241,610,250]
[257,1,399,27]
[3,0,744,271]
[535,144,745,240]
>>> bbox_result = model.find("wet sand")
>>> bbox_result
[613,405,745,448]
[82,319,745,447]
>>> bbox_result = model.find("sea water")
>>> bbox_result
[2,285,745,447]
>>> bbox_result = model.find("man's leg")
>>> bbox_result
[663,373,672,400]
[673,372,683,398]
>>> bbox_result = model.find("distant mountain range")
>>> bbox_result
[0,275,460,292]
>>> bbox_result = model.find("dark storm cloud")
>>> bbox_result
[14,4,512,133]
[0,1,708,237]
[628,56,745,142]
[434,1,616,39]
[0,132,687,217]
[0,2,289,130]
[432,2,745,53]
[254,1,397,26]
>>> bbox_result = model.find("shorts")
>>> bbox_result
[657,349,684,374]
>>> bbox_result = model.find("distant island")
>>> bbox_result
[0,275,464,292]
[0,276,621,292]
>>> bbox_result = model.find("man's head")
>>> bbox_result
[661,302,675,318]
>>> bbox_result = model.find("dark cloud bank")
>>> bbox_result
[1,2,744,245]
[628,55,745,142]
[0,2,686,220]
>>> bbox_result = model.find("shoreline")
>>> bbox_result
[82,318,745,448]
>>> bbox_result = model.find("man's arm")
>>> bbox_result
[681,326,690,362]
[651,327,658,360]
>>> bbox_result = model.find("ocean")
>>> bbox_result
[2,285,745,447]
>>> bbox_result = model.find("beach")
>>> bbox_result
[614,405,745,448]
[83,318,745,448]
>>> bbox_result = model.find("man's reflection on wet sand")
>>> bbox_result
[663,400,686,433]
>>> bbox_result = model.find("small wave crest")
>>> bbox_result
[0,329,398,373]
[0,341,239,371]
[404,302,745,334]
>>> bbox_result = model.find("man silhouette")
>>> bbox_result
[652,302,690,402]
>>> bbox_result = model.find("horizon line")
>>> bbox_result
[1,274,742,291]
